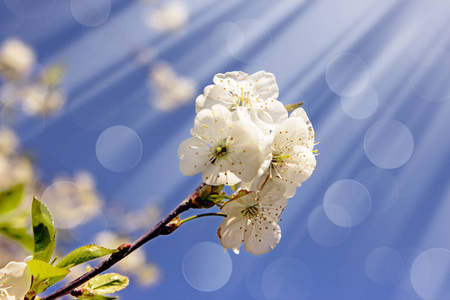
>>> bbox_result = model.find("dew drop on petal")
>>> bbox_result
[96,126,143,172]
[182,242,232,292]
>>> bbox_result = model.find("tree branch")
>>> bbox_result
[41,182,205,300]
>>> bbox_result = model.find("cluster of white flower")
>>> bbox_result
[0,38,66,117]
[178,71,318,255]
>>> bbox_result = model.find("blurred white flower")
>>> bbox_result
[0,127,19,156]
[94,232,160,287]
[0,128,36,191]
[178,104,264,185]
[149,62,196,111]
[21,85,65,116]
[217,179,287,255]
[0,257,32,300]
[195,71,288,134]
[146,1,188,32]
[0,39,35,82]
[40,172,104,229]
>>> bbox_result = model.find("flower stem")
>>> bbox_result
[41,182,206,300]
[180,213,227,225]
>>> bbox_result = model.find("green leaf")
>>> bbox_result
[0,223,34,250]
[88,273,129,294]
[285,101,304,112]
[32,197,56,262]
[0,184,24,215]
[56,244,118,269]
[27,259,69,282]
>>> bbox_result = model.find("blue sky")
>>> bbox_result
[1,0,450,299]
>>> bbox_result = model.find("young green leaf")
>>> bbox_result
[32,197,56,262]
[56,244,118,269]
[0,184,24,215]
[0,223,34,250]
[88,273,129,294]
[27,259,69,279]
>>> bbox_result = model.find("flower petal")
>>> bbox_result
[178,137,210,176]
[0,261,31,300]
[248,71,279,100]
[217,216,248,251]
[244,220,281,255]
[227,121,264,182]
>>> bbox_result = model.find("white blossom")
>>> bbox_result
[264,114,317,197]
[178,104,264,186]
[195,71,287,134]
[0,258,32,300]
[21,85,65,116]
[217,179,287,255]
[149,62,196,111]
[0,39,35,81]
[146,1,188,32]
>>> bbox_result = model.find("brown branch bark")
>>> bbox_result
[41,182,205,300]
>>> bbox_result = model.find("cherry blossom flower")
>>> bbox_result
[195,71,287,134]
[217,179,287,255]
[178,104,264,185]
[149,62,196,111]
[21,85,66,116]
[0,39,35,81]
[0,258,32,300]
[146,1,188,32]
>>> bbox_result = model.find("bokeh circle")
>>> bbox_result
[410,248,450,300]
[323,180,371,227]
[182,242,233,292]
[326,53,370,97]
[95,126,143,172]
[364,119,414,169]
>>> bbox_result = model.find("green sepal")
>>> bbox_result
[285,101,304,112]
[56,244,118,269]
[230,183,239,192]
[0,184,24,215]
[32,197,56,262]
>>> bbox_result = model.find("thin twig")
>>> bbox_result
[41,182,205,300]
